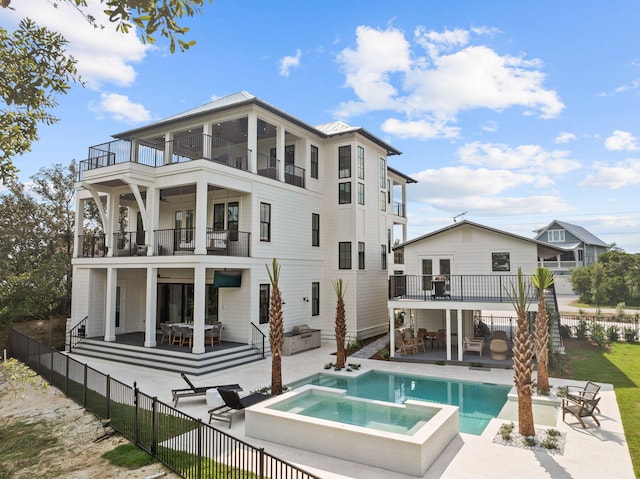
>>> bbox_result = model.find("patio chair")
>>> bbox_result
[171,373,241,406]
[395,330,416,355]
[463,337,484,357]
[435,329,446,349]
[205,322,222,346]
[492,330,508,342]
[181,325,193,348]
[170,324,183,346]
[414,329,427,352]
[567,381,601,412]
[208,387,271,428]
[489,339,508,360]
[160,323,172,345]
[562,396,601,428]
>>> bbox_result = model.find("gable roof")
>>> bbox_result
[396,220,568,258]
[534,220,610,247]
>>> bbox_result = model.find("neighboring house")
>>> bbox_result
[70,91,415,362]
[389,220,565,361]
[534,220,611,294]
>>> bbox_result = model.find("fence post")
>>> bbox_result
[134,382,140,446]
[83,363,88,408]
[49,346,54,384]
[65,354,69,394]
[197,420,203,479]
[259,447,265,479]
[151,396,158,456]
[106,375,111,420]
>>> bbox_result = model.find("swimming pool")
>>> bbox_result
[288,370,511,435]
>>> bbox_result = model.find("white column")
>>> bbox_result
[445,308,452,360]
[144,267,158,347]
[194,179,208,255]
[389,307,396,359]
[192,264,206,353]
[457,308,463,361]
[203,123,213,160]
[276,125,285,181]
[104,267,117,342]
[106,192,118,257]
[164,131,174,165]
[247,112,257,173]
[74,197,83,257]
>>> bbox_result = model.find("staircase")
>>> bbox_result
[71,339,265,376]
[544,284,565,354]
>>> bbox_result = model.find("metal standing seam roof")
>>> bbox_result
[534,220,610,247]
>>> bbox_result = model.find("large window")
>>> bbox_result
[358,242,365,269]
[310,145,319,179]
[312,213,320,247]
[339,242,352,269]
[311,282,320,316]
[213,203,225,230]
[381,245,387,270]
[491,252,510,272]
[357,182,365,205]
[260,202,271,242]
[339,146,351,178]
[357,146,365,179]
[380,157,386,187]
[228,202,239,240]
[547,229,565,242]
[259,284,270,324]
[339,182,351,204]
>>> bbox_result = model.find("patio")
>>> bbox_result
[70,340,635,479]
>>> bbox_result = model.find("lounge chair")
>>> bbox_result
[562,396,601,428]
[171,373,241,406]
[208,387,271,428]
[489,339,509,360]
[463,337,484,357]
[567,381,601,412]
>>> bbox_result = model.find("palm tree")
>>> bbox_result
[505,267,535,437]
[332,279,347,369]
[531,267,555,394]
[266,258,283,395]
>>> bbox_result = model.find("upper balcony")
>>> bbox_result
[78,133,305,189]
[389,274,537,303]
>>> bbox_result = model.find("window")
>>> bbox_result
[387,228,392,252]
[310,145,319,179]
[357,146,365,179]
[260,202,271,242]
[380,191,386,211]
[358,242,365,269]
[312,213,320,247]
[227,202,239,240]
[213,203,225,230]
[380,157,386,187]
[387,179,392,203]
[339,146,351,178]
[492,252,511,272]
[381,245,387,270]
[136,211,145,245]
[339,182,351,204]
[259,284,270,324]
[357,182,365,205]
[547,229,565,242]
[339,242,352,269]
[311,282,320,316]
[422,259,433,290]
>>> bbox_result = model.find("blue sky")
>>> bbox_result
[3,1,640,252]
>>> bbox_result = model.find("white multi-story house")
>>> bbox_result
[69,91,415,372]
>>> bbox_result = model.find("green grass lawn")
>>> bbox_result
[563,341,640,478]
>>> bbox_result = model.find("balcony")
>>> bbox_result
[393,201,406,217]
[78,134,305,188]
[78,229,251,258]
[389,274,537,303]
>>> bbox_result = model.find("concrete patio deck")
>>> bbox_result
[71,340,635,479]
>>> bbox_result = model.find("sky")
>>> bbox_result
[2,1,640,252]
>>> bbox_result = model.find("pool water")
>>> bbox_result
[268,389,439,435]
[288,371,511,435]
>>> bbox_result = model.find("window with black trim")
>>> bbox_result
[357,146,365,179]
[380,157,386,187]
[339,242,352,269]
[228,202,239,240]
[380,191,386,211]
[213,203,225,230]
[260,202,271,242]
[357,182,365,205]
[339,146,351,178]
[312,282,320,316]
[312,213,320,247]
[387,178,391,203]
[339,182,351,204]
[259,284,270,324]
[491,252,510,272]
[311,145,319,179]
[381,245,387,270]
[358,242,365,269]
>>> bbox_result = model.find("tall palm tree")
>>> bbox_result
[506,267,535,437]
[266,258,283,395]
[332,279,347,369]
[531,267,555,394]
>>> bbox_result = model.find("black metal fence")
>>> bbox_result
[558,313,639,342]
[8,330,319,479]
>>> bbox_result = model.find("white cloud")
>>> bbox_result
[89,93,151,123]
[458,142,581,175]
[556,132,576,144]
[481,120,498,132]
[580,159,640,189]
[1,0,150,89]
[381,117,460,140]
[605,130,639,151]
[426,195,572,216]
[279,49,302,77]
[334,25,564,134]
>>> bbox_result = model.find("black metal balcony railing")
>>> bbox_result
[79,134,305,188]
[389,274,537,303]
[79,234,107,257]
[393,201,406,217]
[113,231,148,257]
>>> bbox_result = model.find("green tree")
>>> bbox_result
[505,268,535,437]
[332,279,347,369]
[531,267,554,394]
[266,258,283,395]
[0,1,211,183]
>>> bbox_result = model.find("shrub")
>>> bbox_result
[540,437,559,450]
[523,436,538,447]
[606,325,620,343]
[590,322,607,347]
[559,324,572,339]
[623,327,638,343]
[499,422,514,441]
[575,320,589,339]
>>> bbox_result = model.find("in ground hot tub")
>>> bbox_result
[245,385,459,477]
